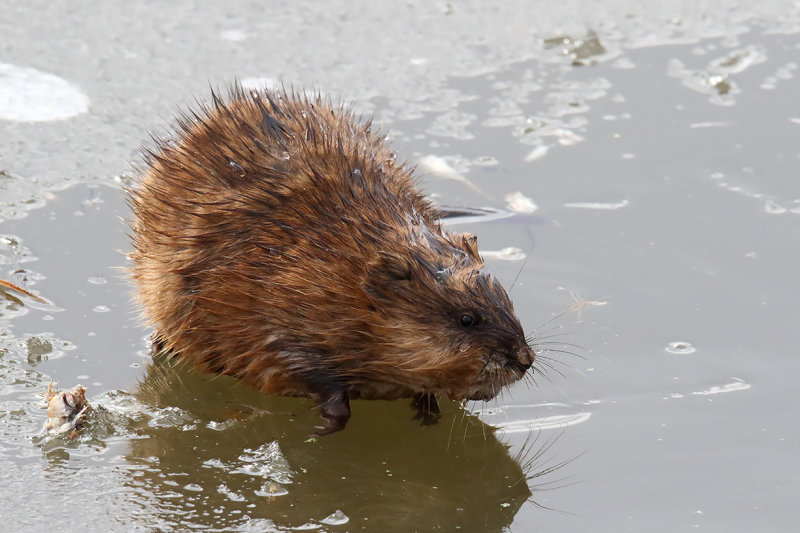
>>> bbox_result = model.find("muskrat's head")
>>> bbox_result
[362,226,534,401]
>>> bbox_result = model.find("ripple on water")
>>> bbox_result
[472,402,592,435]
[692,378,751,396]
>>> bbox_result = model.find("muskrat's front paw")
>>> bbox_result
[411,393,441,426]
[412,412,441,426]
[313,390,351,435]
[150,334,167,356]
[313,415,350,436]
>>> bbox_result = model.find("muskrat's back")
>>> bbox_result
[129,87,534,433]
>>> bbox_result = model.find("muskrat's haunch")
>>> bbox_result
[128,87,534,434]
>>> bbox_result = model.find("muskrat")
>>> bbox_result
[128,86,535,434]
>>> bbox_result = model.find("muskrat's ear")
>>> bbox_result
[363,253,412,301]
[459,233,483,266]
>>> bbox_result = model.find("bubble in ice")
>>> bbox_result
[665,341,696,355]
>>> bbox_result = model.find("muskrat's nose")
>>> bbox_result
[517,345,535,370]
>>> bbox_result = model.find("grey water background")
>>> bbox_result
[1,1,799,531]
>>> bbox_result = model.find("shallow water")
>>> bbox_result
[2,1,799,531]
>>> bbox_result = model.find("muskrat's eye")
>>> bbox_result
[459,313,476,328]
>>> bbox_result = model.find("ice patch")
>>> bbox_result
[564,199,629,210]
[240,77,280,90]
[505,191,538,213]
[0,63,89,122]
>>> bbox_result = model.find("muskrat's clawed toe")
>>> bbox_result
[313,417,350,436]
[314,390,351,435]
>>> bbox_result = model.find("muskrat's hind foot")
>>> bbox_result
[314,390,351,435]
[411,393,441,426]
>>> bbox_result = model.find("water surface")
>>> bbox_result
[1,1,799,531]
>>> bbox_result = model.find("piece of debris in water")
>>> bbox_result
[0,278,50,305]
[44,383,92,436]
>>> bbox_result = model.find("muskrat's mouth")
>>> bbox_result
[466,390,497,402]
[464,356,532,402]
[511,360,532,376]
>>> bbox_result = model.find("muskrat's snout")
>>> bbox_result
[513,344,536,373]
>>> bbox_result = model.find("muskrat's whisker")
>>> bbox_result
[531,366,555,383]
[526,329,578,345]
[446,407,459,451]
[532,357,557,372]
[530,318,571,332]
[530,338,585,350]
[534,352,583,369]
[507,242,535,294]
[530,306,576,333]
[516,432,583,515]
[535,348,585,361]
[534,357,565,374]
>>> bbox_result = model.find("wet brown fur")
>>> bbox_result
[128,86,534,431]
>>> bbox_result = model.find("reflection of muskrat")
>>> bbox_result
[128,87,535,433]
